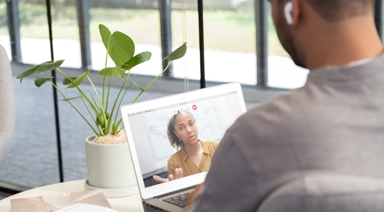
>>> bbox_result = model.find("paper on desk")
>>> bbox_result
[10,190,117,212]
[55,203,117,212]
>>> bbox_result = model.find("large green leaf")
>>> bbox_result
[121,51,152,70]
[66,71,90,89]
[98,67,126,80]
[62,77,77,85]
[35,78,52,87]
[164,42,187,61]
[96,111,110,128]
[110,31,135,67]
[16,60,64,82]
[99,24,111,51]
[99,24,135,67]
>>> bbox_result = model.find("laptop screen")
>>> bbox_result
[121,83,246,198]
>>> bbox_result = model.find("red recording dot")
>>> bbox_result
[192,105,197,110]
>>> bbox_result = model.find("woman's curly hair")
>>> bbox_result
[167,110,195,149]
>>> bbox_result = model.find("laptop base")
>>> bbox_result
[143,202,165,212]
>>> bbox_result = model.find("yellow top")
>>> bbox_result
[167,140,219,177]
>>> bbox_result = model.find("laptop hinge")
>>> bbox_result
[155,185,196,199]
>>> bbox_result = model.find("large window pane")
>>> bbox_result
[172,0,257,85]
[89,2,162,76]
[50,0,81,68]
[171,6,200,82]
[17,0,80,68]
[0,0,61,188]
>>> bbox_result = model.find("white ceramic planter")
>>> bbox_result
[84,136,138,197]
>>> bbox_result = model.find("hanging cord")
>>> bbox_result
[181,0,188,92]
[45,0,64,182]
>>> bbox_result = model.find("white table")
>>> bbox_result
[0,180,144,212]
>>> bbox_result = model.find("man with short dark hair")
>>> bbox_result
[184,0,384,211]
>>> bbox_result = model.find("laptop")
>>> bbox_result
[120,82,247,212]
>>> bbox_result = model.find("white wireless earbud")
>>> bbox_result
[284,1,293,25]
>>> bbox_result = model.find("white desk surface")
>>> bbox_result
[0,180,144,212]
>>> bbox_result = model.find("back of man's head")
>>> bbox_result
[273,0,380,69]
[305,0,373,21]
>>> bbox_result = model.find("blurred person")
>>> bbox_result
[184,0,384,211]
[153,110,218,183]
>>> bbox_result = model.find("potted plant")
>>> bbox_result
[16,24,187,197]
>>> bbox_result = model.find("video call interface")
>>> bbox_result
[126,91,244,187]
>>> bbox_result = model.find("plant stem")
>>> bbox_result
[104,76,113,134]
[102,76,106,113]
[81,97,102,135]
[101,35,113,135]
[105,77,112,112]
[87,76,104,110]
[132,61,170,103]
[89,92,101,111]
[50,82,99,135]
[86,76,109,134]
[109,71,130,134]
[56,68,98,114]
[112,81,132,131]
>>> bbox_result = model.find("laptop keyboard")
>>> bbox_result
[163,192,190,208]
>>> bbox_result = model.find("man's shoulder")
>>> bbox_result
[228,88,312,140]
[243,88,307,122]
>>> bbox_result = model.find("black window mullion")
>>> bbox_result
[76,0,92,70]
[45,0,64,183]
[6,0,21,63]
[255,0,268,87]
[197,0,205,88]
[159,0,173,77]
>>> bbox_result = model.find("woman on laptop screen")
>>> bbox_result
[153,110,218,183]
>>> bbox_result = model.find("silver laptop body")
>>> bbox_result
[121,83,247,211]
